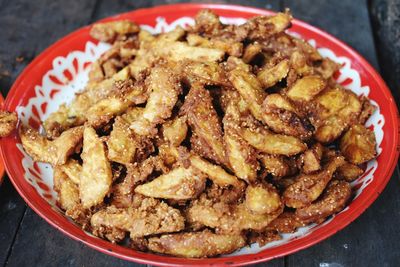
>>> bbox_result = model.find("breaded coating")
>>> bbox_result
[0,111,17,137]
[295,180,351,224]
[90,20,140,43]
[340,124,376,164]
[283,156,345,208]
[161,116,188,147]
[58,159,82,185]
[80,126,112,208]
[147,230,246,258]
[180,60,228,86]
[245,183,282,215]
[135,166,206,200]
[107,116,137,165]
[336,162,364,182]
[20,125,83,166]
[53,165,80,211]
[181,84,227,165]
[90,198,185,238]
[258,154,297,178]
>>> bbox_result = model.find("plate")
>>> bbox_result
[0,94,5,184]
[1,3,399,266]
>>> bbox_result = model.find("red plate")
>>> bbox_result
[0,94,5,184]
[1,4,399,266]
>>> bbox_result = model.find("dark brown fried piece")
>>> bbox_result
[248,230,282,247]
[336,162,364,182]
[267,211,306,233]
[0,111,17,137]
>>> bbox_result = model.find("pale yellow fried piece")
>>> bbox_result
[107,117,137,165]
[257,59,290,88]
[20,125,83,166]
[80,126,112,208]
[223,102,259,182]
[287,75,326,102]
[90,198,185,238]
[181,61,228,85]
[130,66,181,136]
[262,93,312,139]
[295,180,351,224]
[58,159,82,184]
[242,43,262,63]
[245,184,281,214]
[181,84,226,165]
[90,20,140,43]
[53,165,80,211]
[187,33,243,57]
[161,117,188,146]
[340,124,376,164]
[299,143,323,174]
[147,230,246,258]
[283,156,345,208]
[336,162,364,182]
[121,107,143,123]
[289,50,313,76]
[239,127,306,156]
[0,111,17,137]
[135,166,206,200]
[258,154,297,178]
[225,56,252,72]
[159,41,225,62]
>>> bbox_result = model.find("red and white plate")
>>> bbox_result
[0,4,399,266]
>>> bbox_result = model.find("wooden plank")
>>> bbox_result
[0,179,27,266]
[370,0,400,106]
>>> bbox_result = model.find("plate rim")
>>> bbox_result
[1,3,399,266]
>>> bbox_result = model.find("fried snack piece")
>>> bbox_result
[336,162,364,182]
[340,124,376,164]
[248,230,282,247]
[80,126,112,208]
[181,84,226,165]
[187,33,243,57]
[135,166,206,200]
[295,180,351,224]
[242,43,262,63]
[0,111,17,137]
[239,127,306,156]
[267,211,305,233]
[287,75,326,102]
[90,20,140,43]
[245,184,281,214]
[20,125,83,166]
[130,66,181,136]
[223,101,259,182]
[58,159,82,185]
[180,61,228,86]
[257,59,290,88]
[299,143,323,174]
[262,93,312,139]
[147,230,246,258]
[283,156,345,208]
[258,154,297,178]
[107,117,137,165]
[53,165,80,211]
[312,87,362,143]
[358,96,376,124]
[161,117,188,146]
[90,198,185,238]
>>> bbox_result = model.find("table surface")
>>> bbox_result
[0,0,399,266]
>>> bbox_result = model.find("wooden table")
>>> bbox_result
[0,0,399,266]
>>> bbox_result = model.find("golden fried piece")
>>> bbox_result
[187,33,243,57]
[161,117,188,146]
[223,102,259,182]
[135,166,206,200]
[262,93,312,139]
[53,165,80,211]
[257,59,290,88]
[90,198,185,238]
[0,111,17,137]
[312,87,362,143]
[245,184,281,214]
[295,180,351,224]
[287,75,326,102]
[107,117,137,165]
[181,61,228,86]
[267,211,305,233]
[336,162,364,182]
[147,230,246,258]
[239,127,306,156]
[340,124,376,164]
[130,66,181,136]
[289,50,313,76]
[242,43,262,63]
[20,125,83,166]
[314,57,340,79]
[58,159,82,185]
[299,143,323,174]
[258,154,297,178]
[181,84,226,165]
[90,20,140,43]
[79,126,112,208]
[358,96,376,124]
[283,156,345,208]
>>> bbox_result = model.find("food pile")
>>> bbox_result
[20,9,377,258]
